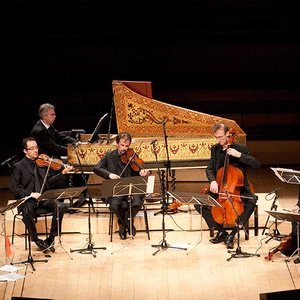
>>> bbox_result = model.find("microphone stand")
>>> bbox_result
[70,143,106,257]
[151,121,187,255]
[262,189,287,243]
[226,193,260,261]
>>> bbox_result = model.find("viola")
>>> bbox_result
[120,148,145,172]
[265,234,295,261]
[35,154,73,171]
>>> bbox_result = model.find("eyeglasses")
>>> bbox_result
[27,146,39,151]
[214,134,226,139]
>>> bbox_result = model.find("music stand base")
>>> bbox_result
[12,255,48,271]
[227,246,260,261]
[151,240,187,256]
[70,243,106,258]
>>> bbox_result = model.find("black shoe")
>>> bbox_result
[44,237,55,252]
[35,239,49,251]
[225,234,235,249]
[209,231,228,244]
[119,225,127,240]
[128,225,136,237]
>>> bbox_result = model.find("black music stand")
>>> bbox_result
[69,186,106,257]
[168,192,221,235]
[39,187,88,256]
[102,175,154,239]
[4,198,49,271]
[167,191,222,253]
[265,210,300,263]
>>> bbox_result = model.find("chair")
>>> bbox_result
[11,208,54,250]
[108,204,150,241]
[209,204,259,240]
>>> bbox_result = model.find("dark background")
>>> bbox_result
[1,0,300,175]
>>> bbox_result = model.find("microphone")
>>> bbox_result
[162,119,167,126]
[150,139,157,145]
[267,187,281,196]
[1,155,18,166]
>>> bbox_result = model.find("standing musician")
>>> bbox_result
[93,132,149,240]
[195,123,261,249]
[9,137,74,251]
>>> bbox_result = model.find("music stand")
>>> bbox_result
[4,198,49,271]
[167,191,222,253]
[265,210,300,263]
[102,175,154,239]
[37,187,87,256]
[271,167,300,185]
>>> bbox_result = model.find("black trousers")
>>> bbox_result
[194,197,256,236]
[17,197,66,241]
[108,195,143,227]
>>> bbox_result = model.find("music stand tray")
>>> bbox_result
[101,176,154,198]
[167,191,222,207]
[271,167,300,184]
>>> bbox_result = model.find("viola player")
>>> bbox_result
[194,123,261,249]
[93,132,149,240]
[9,137,74,251]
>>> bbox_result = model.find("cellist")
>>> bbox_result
[194,123,261,249]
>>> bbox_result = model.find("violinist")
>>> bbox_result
[194,123,261,249]
[9,137,74,251]
[93,132,149,240]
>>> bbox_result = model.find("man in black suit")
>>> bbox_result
[30,103,76,159]
[10,137,74,251]
[194,123,261,249]
[93,132,149,240]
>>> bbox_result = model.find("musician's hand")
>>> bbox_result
[109,173,120,179]
[62,165,75,174]
[30,192,41,200]
[227,148,241,158]
[210,181,219,193]
[139,169,149,177]
[291,205,300,213]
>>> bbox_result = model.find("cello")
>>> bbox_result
[211,129,247,228]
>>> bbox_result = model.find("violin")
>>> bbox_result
[35,154,73,171]
[120,148,145,172]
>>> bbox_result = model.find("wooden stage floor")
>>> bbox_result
[1,212,300,300]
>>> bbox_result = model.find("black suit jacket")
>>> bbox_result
[31,120,75,158]
[93,149,140,180]
[205,142,261,197]
[9,156,67,199]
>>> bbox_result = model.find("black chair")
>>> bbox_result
[11,208,54,250]
[108,204,150,241]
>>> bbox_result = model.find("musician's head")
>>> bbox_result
[116,132,132,155]
[22,137,39,160]
[212,123,230,146]
[38,103,56,125]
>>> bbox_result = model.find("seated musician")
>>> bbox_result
[194,123,261,249]
[9,137,74,251]
[93,132,149,240]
